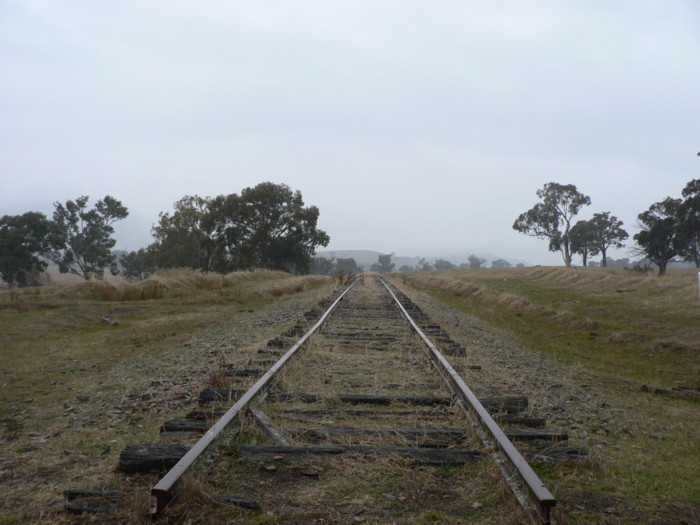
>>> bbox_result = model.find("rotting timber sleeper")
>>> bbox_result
[117,275,584,523]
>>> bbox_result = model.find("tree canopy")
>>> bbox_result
[678,179,700,267]
[569,219,598,266]
[49,195,129,279]
[466,255,486,269]
[414,258,432,272]
[0,212,60,287]
[224,183,329,273]
[119,248,152,281]
[335,257,361,274]
[588,212,628,267]
[309,256,360,275]
[433,259,455,270]
[150,195,220,271]
[491,258,512,268]
[633,197,682,275]
[138,183,329,275]
[513,183,591,267]
[371,254,395,272]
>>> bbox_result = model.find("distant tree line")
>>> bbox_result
[513,180,700,275]
[124,182,329,278]
[309,256,361,275]
[330,253,523,274]
[0,182,329,287]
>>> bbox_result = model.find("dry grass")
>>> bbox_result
[395,266,700,522]
[171,277,530,523]
[0,270,335,524]
[0,268,328,305]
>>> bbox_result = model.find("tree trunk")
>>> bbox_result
[658,259,668,276]
[563,242,572,267]
[601,249,608,267]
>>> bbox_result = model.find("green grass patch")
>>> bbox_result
[401,267,700,388]
[398,266,700,522]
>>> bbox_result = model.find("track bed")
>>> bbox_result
[117,276,577,523]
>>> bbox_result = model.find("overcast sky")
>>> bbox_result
[2,1,699,266]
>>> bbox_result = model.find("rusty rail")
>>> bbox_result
[150,277,361,516]
[377,276,555,524]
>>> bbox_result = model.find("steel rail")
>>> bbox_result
[377,276,555,524]
[150,277,361,517]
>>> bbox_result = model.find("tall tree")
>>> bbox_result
[219,183,329,273]
[633,197,682,276]
[371,254,395,272]
[588,212,628,267]
[434,259,455,270]
[49,196,128,279]
[491,258,512,268]
[309,256,335,275]
[467,255,487,269]
[119,248,153,280]
[416,258,433,272]
[335,257,360,274]
[146,184,329,274]
[569,220,598,267]
[150,195,220,271]
[0,212,60,287]
[678,179,700,267]
[513,183,591,267]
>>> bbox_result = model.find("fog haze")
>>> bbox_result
[2,1,699,266]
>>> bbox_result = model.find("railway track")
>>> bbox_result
[110,275,584,523]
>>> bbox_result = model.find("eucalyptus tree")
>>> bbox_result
[633,197,682,276]
[588,212,628,267]
[0,212,60,287]
[513,183,591,267]
[371,254,395,272]
[467,255,487,269]
[335,257,360,274]
[49,195,128,279]
[217,182,330,274]
[119,248,153,280]
[149,195,221,271]
[491,259,512,268]
[147,183,329,274]
[569,220,598,267]
[678,179,700,267]
[433,259,455,270]
[309,256,335,275]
